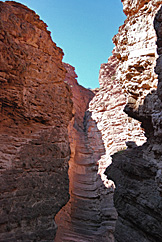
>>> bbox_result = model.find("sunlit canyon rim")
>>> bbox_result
[0,1,162,242]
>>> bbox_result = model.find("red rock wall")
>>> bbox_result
[1,1,161,241]
[55,64,116,242]
[0,2,73,241]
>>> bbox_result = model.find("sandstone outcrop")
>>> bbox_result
[106,2,162,241]
[0,2,73,241]
[113,0,162,116]
[1,0,162,241]
[55,4,154,237]
[55,64,116,242]
[89,55,145,184]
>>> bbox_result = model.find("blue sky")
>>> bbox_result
[3,0,126,88]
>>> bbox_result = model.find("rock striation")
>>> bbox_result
[106,1,162,242]
[0,2,73,241]
[113,0,162,115]
[89,55,145,184]
[55,63,116,242]
[1,1,162,241]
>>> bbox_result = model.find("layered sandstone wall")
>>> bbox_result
[89,55,145,184]
[114,0,162,115]
[55,64,116,242]
[105,1,162,242]
[0,2,73,241]
[1,1,162,241]
[87,0,162,188]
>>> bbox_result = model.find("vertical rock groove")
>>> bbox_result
[55,64,116,242]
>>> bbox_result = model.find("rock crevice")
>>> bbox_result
[55,63,116,242]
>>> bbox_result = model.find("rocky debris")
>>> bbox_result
[113,0,162,114]
[0,2,73,241]
[55,64,116,242]
[105,2,162,242]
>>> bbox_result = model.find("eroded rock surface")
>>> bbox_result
[106,3,162,242]
[0,2,73,241]
[114,0,162,114]
[86,53,145,241]
[55,64,116,242]
[89,55,145,184]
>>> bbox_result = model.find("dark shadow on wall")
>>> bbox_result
[105,6,162,242]
[0,124,71,241]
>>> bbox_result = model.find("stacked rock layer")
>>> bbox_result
[0,2,73,241]
[89,55,145,184]
[106,1,162,242]
[55,0,162,239]
[1,0,162,241]
[114,0,162,114]
[55,64,117,242]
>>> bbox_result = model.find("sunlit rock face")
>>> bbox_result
[87,54,145,242]
[106,3,162,242]
[0,2,73,241]
[114,0,162,116]
[89,55,145,184]
[55,64,116,242]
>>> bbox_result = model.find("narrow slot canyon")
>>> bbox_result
[55,64,117,242]
[55,56,146,242]
[0,1,162,242]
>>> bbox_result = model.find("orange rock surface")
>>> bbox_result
[0,2,73,241]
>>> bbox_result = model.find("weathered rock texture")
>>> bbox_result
[55,64,116,242]
[106,2,162,242]
[89,55,145,185]
[0,2,73,241]
[2,0,162,241]
[113,0,162,115]
[55,0,161,238]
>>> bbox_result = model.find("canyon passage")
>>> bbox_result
[0,1,162,242]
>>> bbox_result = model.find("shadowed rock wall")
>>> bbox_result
[106,2,162,242]
[0,2,73,241]
[1,1,161,241]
